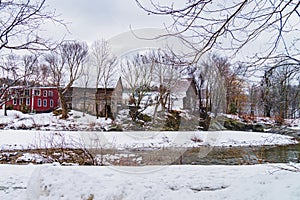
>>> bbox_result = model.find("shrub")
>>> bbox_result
[163,110,181,131]
[52,109,62,116]
[21,105,30,113]
[137,113,152,123]
[6,105,13,110]
[86,194,94,200]
[275,115,285,125]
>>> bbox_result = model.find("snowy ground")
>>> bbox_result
[0,110,299,199]
[0,110,297,151]
[0,163,300,200]
[0,130,297,151]
[0,110,113,131]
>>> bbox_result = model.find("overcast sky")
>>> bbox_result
[46,0,170,44]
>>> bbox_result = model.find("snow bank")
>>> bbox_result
[0,130,297,151]
[0,110,113,131]
[0,110,298,151]
[0,164,299,200]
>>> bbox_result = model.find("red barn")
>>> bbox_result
[4,86,59,113]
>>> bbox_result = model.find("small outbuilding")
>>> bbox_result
[71,78,123,118]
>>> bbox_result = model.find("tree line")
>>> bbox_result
[0,0,299,122]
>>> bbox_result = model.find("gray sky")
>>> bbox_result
[45,0,299,65]
[46,0,170,44]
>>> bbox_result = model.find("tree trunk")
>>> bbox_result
[95,102,99,119]
[59,90,68,119]
[264,105,271,118]
[198,88,203,112]
[4,104,7,116]
[250,103,255,118]
[104,88,108,120]
[152,102,159,123]
[83,90,86,117]
[95,88,99,119]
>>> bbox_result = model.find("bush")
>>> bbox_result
[6,105,13,110]
[137,113,152,123]
[163,111,181,131]
[52,109,62,116]
[229,102,238,114]
[275,115,285,125]
[21,105,30,113]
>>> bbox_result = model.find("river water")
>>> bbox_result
[1,138,299,166]
[178,143,300,165]
[102,143,300,166]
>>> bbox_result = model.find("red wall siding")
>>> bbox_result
[4,87,59,113]
[32,88,59,112]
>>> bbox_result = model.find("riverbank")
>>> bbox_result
[0,130,297,151]
[0,130,297,165]
[0,111,299,199]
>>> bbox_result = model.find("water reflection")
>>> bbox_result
[101,144,300,166]
[179,143,300,165]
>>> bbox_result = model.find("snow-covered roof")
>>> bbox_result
[8,86,57,89]
[170,79,194,98]
[74,70,121,89]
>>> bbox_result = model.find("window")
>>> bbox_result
[48,91,53,97]
[25,90,30,96]
[34,90,41,96]
[19,98,23,105]
[50,99,54,107]
[26,98,30,106]
[13,99,17,105]
[37,99,42,107]
[43,99,47,107]
[43,90,47,97]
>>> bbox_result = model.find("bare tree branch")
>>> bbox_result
[0,0,64,52]
[45,40,88,119]
[135,0,300,66]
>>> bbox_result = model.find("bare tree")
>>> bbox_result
[80,62,91,117]
[151,50,181,121]
[136,0,300,66]
[0,53,40,115]
[256,58,300,121]
[100,58,117,119]
[120,53,154,121]
[45,40,88,119]
[207,54,247,114]
[38,63,52,85]
[22,54,40,85]
[200,54,227,115]
[290,83,300,119]
[0,54,20,115]
[0,0,63,115]
[90,39,117,119]
[261,68,274,118]
[0,0,61,52]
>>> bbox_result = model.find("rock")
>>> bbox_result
[208,120,226,131]
[223,118,252,131]
[221,117,269,132]
[253,124,268,132]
